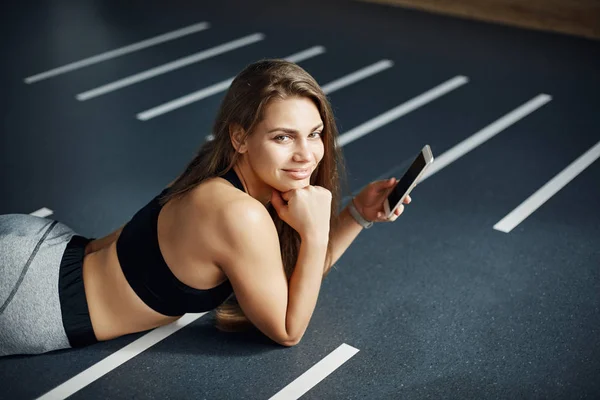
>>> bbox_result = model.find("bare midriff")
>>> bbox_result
[82,237,181,341]
[81,179,234,341]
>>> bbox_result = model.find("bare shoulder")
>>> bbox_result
[211,188,276,254]
[188,177,277,257]
[191,176,269,220]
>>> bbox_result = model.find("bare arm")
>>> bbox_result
[324,203,363,275]
[284,235,328,342]
[326,182,412,274]
[217,200,328,346]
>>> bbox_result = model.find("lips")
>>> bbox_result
[282,168,311,179]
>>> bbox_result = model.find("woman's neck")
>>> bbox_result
[233,159,272,207]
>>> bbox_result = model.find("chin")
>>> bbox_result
[291,179,311,188]
[273,179,308,192]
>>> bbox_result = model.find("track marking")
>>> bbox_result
[320,59,393,93]
[137,46,327,121]
[494,139,600,233]
[336,75,469,147]
[36,313,208,400]
[203,59,394,139]
[422,94,553,180]
[24,22,211,84]
[342,94,552,204]
[30,208,53,218]
[76,33,265,101]
[268,343,360,400]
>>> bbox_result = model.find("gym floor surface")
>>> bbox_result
[1,0,599,399]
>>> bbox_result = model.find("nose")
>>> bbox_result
[292,138,312,162]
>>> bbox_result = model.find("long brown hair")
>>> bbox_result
[161,59,348,331]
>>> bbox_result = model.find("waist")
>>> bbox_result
[84,241,181,340]
[59,235,98,348]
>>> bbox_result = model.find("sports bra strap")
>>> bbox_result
[221,168,245,192]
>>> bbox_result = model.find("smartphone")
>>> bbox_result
[383,145,434,218]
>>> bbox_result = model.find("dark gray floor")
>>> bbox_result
[1,0,599,399]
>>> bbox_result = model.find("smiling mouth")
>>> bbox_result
[282,169,311,179]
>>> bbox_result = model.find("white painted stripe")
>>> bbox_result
[336,75,469,147]
[203,60,393,141]
[24,22,211,84]
[341,94,551,204]
[320,60,393,94]
[136,46,325,121]
[268,343,360,400]
[494,140,600,233]
[36,313,208,400]
[138,79,233,120]
[76,33,265,101]
[284,45,326,63]
[29,207,53,218]
[423,94,553,180]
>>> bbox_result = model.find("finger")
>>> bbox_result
[375,177,396,193]
[381,183,397,200]
[403,194,411,204]
[394,204,404,217]
[280,190,294,202]
[378,210,398,222]
[377,206,402,221]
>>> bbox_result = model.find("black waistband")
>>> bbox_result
[58,235,98,348]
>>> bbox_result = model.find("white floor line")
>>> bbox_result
[283,46,326,63]
[29,207,54,218]
[268,343,360,400]
[320,59,394,94]
[336,75,469,147]
[24,22,211,84]
[341,93,552,204]
[76,33,265,101]
[422,94,553,180]
[202,59,393,140]
[36,313,208,400]
[494,140,600,233]
[136,45,326,121]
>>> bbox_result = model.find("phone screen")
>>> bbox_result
[387,151,427,208]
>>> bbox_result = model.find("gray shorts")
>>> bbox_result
[0,214,96,357]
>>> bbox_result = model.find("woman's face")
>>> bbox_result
[242,96,325,193]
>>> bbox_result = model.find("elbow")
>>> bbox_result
[277,332,303,347]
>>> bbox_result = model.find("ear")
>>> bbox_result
[229,123,248,154]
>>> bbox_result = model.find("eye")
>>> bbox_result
[310,131,323,138]
[274,135,291,142]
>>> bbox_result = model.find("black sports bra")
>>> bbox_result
[116,169,244,316]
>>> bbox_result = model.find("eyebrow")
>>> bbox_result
[267,123,324,134]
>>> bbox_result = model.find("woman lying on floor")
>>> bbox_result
[0,59,410,357]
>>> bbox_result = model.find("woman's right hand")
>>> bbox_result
[270,186,332,242]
